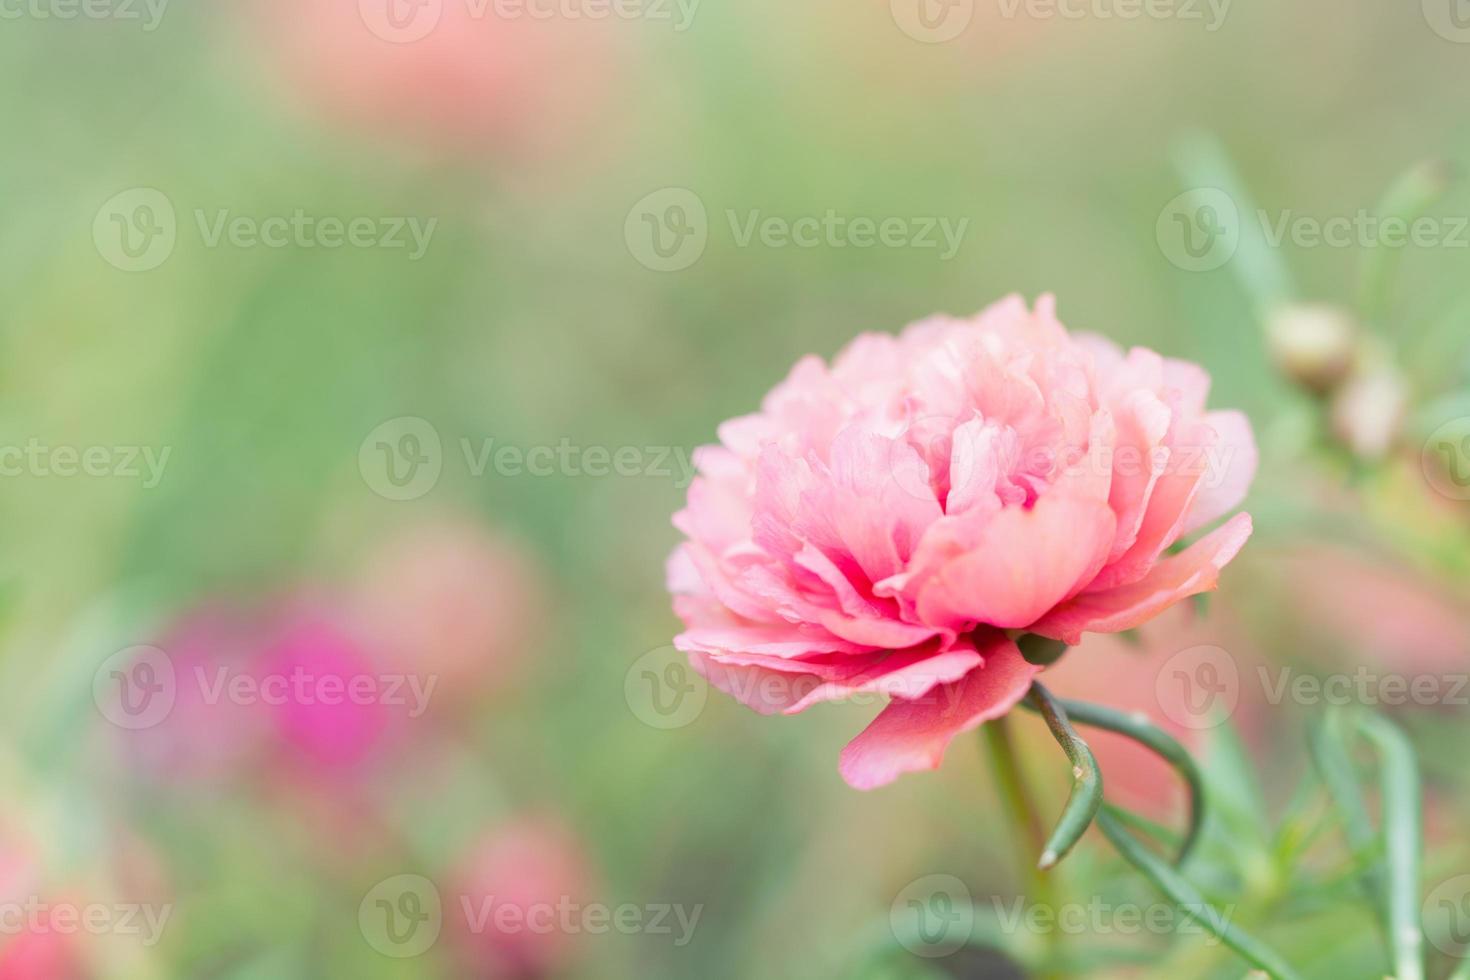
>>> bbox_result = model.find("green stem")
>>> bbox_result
[1023,682,1104,870]
[1033,696,1204,866]
[982,715,1062,979]
[1097,806,1306,980]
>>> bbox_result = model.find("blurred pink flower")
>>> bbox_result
[122,604,270,785]
[353,518,546,701]
[1043,605,1264,818]
[0,931,80,980]
[449,817,594,979]
[260,609,391,773]
[248,0,616,159]
[0,835,81,980]
[668,295,1256,789]
[1272,543,1470,677]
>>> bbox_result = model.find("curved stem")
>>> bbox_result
[1097,806,1305,980]
[1024,682,1103,870]
[1041,697,1205,866]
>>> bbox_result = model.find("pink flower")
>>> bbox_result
[243,0,618,161]
[448,817,594,978]
[352,517,547,701]
[121,604,270,785]
[0,834,81,980]
[1269,543,1470,678]
[260,609,391,773]
[667,296,1256,789]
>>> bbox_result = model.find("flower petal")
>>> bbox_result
[838,636,1039,790]
[1031,513,1253,644]
[915,492,1117,631]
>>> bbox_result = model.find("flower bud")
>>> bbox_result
[1331,365,1410,461]
[1265,304,1358,394]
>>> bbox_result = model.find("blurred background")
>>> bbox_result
[1,0,1469,976]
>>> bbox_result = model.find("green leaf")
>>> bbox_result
[1357,713,1426,980]
[1171,130,1296,318]
[1359,159,1457,329]
[1023,682,1104,871]
[1307,711,1388,931]
[1097,806,1306,980]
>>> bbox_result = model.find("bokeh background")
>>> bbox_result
[1,0,1469,976]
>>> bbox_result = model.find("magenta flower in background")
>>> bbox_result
[261,608,391,773]
[668,296,1257,789]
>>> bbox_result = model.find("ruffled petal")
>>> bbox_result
[838,636,1039,790]
[1031,513,1253,644]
